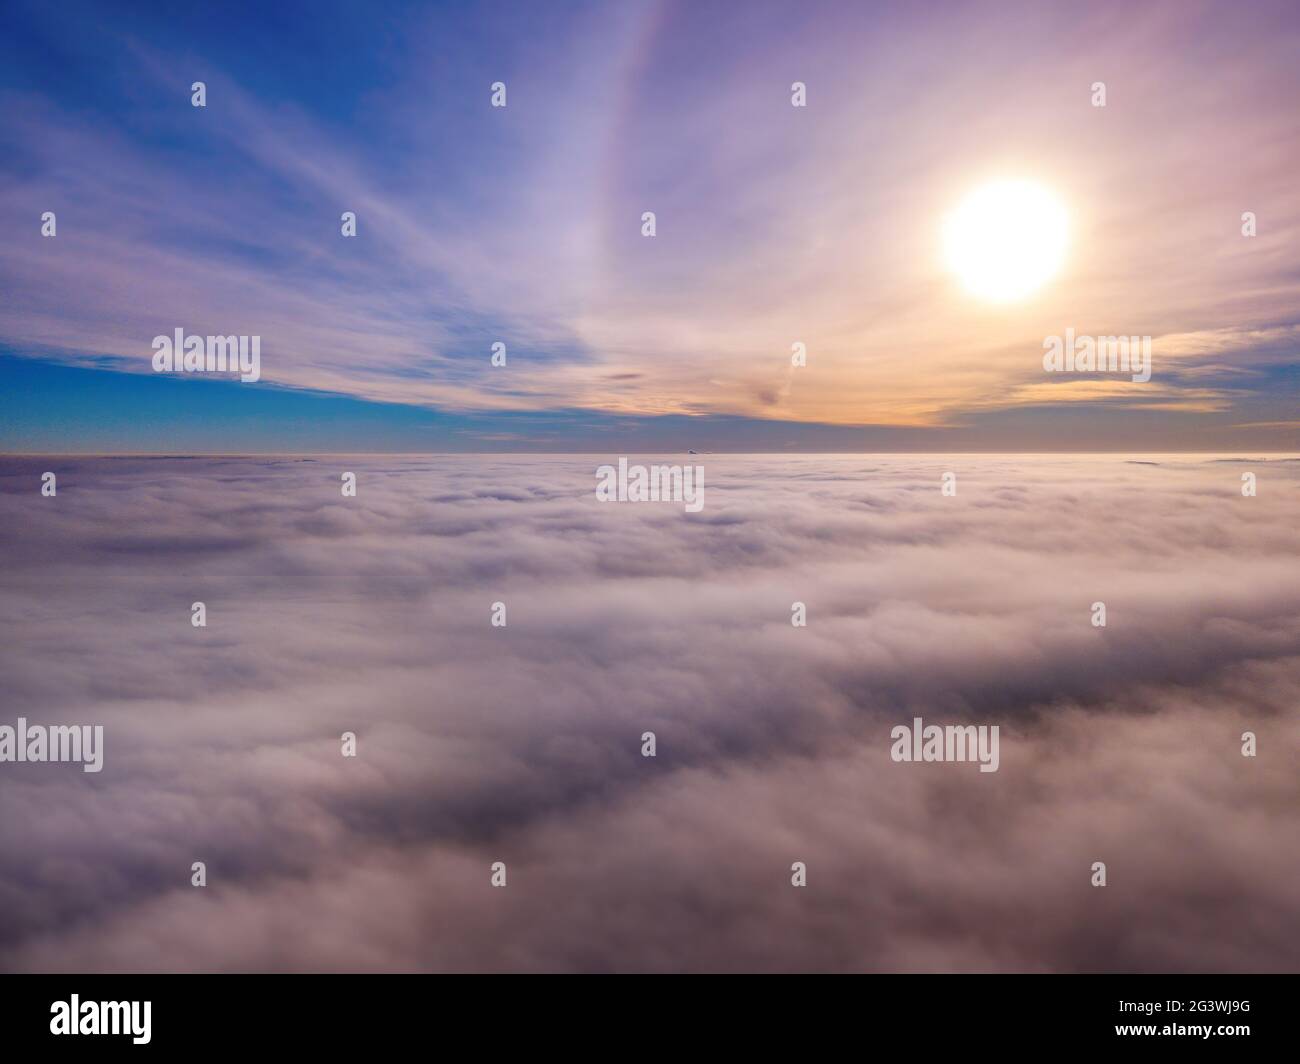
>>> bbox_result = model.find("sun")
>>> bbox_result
[943,179,1068,302]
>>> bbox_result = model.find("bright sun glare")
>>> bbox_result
[943,180,1069,303]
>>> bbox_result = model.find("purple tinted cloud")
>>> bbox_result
[0,454,1297,971]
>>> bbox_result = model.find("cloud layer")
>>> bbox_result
[0,454,1297,971]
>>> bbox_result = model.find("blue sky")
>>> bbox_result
[1,0,1297,451]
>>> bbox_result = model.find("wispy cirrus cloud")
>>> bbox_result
[0,0,1297,450]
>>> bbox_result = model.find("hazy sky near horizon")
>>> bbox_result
[1,0,1297,452]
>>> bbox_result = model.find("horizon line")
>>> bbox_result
[3,450,1297,459]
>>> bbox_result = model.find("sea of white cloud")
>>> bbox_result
[0,454,1297,971]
